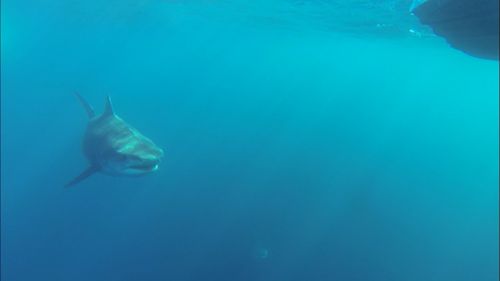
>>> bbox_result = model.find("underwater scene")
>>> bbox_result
[1,0,498,280]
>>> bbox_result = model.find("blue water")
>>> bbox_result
[1,1,498,281]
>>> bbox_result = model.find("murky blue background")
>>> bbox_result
[2,1,498,280]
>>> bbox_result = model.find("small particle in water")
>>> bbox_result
[408,28,422,37]
[255,247,269,259]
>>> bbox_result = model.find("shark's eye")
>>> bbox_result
[118,154,139,162]
[117,154,128,161]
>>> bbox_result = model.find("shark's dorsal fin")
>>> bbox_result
[74,92,95,119]
[64,165,99,188]
[103,96,115,117]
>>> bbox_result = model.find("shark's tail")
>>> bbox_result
[74,92,96,119]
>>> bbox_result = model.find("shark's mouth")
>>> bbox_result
[129,163,158,171]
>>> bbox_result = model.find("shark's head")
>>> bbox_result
[100,129,165,176]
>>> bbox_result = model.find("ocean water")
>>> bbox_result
[1,1,498,281]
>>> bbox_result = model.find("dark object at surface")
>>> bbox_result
[412,0,499,60]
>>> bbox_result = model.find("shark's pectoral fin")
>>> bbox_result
[74,92,95,118]
[65,166,99,188]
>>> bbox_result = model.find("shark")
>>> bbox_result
[65,93,164,188]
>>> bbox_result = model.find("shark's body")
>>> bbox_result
[65,94,164,187]
[412,0,499,60]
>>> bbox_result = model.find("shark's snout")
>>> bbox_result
[113,145,164,175]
